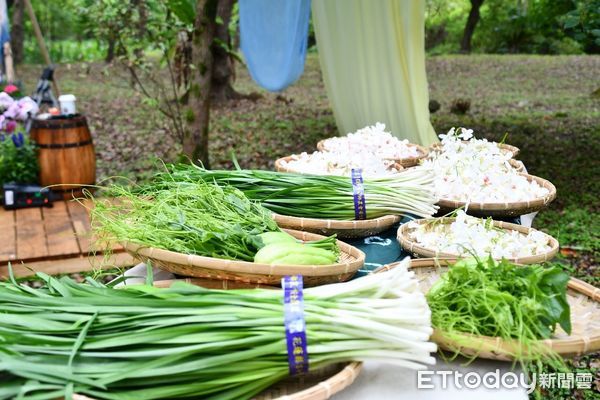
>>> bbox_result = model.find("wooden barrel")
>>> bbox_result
[30,115,96,199]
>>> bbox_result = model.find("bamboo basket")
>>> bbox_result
[316,139,429,168]
[274,155,404,175]
[509,159,525,173]
[436,173,557,217]
[122,229,365,286]
[376,259,600,360]
[499,143,520,157]
[397,217,559,264]
[273,213,401,239]
[429,141,520,158]
[253,362,362,399]
[74,362,362,400]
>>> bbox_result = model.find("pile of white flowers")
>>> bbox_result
[320,123,421,159]
[281,150,402,178]
[423,127,549,203]
[406,210,552,259]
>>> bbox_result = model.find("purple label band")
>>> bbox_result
[351,168,367,220]
[282,275,309,376]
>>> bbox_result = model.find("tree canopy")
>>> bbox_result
[9,0,599,65]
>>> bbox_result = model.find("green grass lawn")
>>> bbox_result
[16,54,599,279]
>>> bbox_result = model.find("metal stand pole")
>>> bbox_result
[23,0,60,97]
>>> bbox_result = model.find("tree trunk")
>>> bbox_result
[105,38,116,63]
[131,0,147,58]
[184,0,217,167]
[210,0,237,102]
[137,0,147,39]
[460,0,484,54]
[10,0,24,64]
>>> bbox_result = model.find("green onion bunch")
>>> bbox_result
[92,181,279,261]
[0,259,435,400]
[149,164,438,220]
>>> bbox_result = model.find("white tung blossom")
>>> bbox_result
[320,122,421,159]
[423,127,549,203]
[281,122,419,177]
[407,210,552,259]
[281,149,402,178]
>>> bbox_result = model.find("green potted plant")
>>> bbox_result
[0,84,40,187]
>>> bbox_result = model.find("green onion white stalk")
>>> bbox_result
[0,258,434,400]
[152,164,438,220]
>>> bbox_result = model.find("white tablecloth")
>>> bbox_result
[334,359,527,399]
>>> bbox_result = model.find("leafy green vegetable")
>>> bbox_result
[255,231,339,265]
[427,256,573,399]
[428,257,571,342]
[257,231,297,246]
[92,181,280,261]
[92,180,340,263]
[254,241,337,265]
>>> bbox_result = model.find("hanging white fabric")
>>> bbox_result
[312,0,438,145]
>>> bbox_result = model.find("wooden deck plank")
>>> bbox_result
[66,198,123,253]
[0,209,16,262]
[0,208,15,224]
[66,200,93,253]
[0,252,138,279]
[1,198,123,266]
[43,202,81,258]
[16,207,42,221]
[16,207,49,260]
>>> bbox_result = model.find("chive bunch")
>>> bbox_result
[149,164,438,220]
[0,260,435,400]
[92,181,279,261]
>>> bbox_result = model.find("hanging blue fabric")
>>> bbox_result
[239,0,310,92]
[0,0,10,62]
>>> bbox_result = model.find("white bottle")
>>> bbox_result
[58,94,77,115]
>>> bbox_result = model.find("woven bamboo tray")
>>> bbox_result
[254,362,362,399]
[74,362,362,400]
[397,217,559,264]
[508,159,525,173]
[429,141,520,158]
[377,258,600,360]
[436,173,557,217]
[273,213,401,239]
[316,139,429,168]
[122,229,365,286]
[274,155,404,175]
